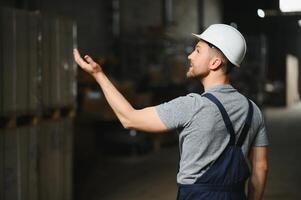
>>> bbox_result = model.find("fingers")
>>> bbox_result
[73,48,87,66]
[84,55,95,64]
[84,55,100,70]
[73,48,102,74]
[73,48,81,59]
[73,48,96,67]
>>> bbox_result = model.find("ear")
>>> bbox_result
[209,57,222,71]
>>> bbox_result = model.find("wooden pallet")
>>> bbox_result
[0,107,76,129]
[0,115,39,129]
[42,107,76,120]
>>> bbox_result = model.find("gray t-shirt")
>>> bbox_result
[155,84,268,184]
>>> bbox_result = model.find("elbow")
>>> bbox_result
[264,164,269,172]
[253,162,269,174]
[120,113,135,130]
[116,109,136,130]
[258,166,269,177]
[122,121,132,130]
[260,162,269,172]
[120,118,132,129]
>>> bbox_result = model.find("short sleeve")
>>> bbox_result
[252,112,269,147]
[155,95,195,130]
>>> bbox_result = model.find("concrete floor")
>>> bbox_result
[75,103,301,200]
[263,103,301,200]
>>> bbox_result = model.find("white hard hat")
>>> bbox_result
[192,24,247,67]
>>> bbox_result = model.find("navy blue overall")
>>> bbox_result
[177,93,254,200]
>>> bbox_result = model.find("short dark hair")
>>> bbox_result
[203,40,234,74]
[204,41,217,49]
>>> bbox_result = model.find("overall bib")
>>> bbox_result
[177,93,254,200]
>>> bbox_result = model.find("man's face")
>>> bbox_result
[187,40,212,79]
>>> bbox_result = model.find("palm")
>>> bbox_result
[73,48,102,74]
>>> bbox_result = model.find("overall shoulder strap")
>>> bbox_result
[202,93,235,146]
[236,98,254,147]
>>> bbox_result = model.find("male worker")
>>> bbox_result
[74,24,268,200]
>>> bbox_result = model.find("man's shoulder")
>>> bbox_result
[249,99,265,122]
[171,93,202,102]
[158,93,206,110]
[179,93,209,105]
[186,92,202,98]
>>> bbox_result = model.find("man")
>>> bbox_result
[74,24,268,200]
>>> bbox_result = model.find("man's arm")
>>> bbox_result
[248,146,269,200]
[73,49,168,132]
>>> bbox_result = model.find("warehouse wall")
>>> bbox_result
[203,0,222,29]
[36,0,113,57]
[0,0,113,56]
[119,0,198,39]
[119,0,162,35]
[170,0,199,39]
[0,0,15,7]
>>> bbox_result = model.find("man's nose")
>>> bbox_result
[188,52,192,60]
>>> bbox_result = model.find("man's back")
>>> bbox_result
[156,84,268,184]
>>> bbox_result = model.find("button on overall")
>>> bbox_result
[177,93,254,200]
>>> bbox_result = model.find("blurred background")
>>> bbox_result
[0,0,301,199]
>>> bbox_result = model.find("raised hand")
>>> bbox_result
[73,48,102,75]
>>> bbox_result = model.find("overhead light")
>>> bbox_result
[257,9,265,18]
[298,19,301,27]
[280,0,301,12]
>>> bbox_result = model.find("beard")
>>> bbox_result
[186,66,195,78]
[186,66,199,80]
[186,66,208,80]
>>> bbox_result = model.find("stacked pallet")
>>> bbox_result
[0,7,77,200]
[38,119,73,200]
[0,7,77,116]
[40,13,77,109]
[0,118,73,200]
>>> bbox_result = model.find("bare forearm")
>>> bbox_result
[247,169,268,200]
[93,72,134,127]
[73,49,167,132]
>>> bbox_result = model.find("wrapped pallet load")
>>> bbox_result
[59,17,77,108]
[0,8,40,116]
[0,10,2,116]
[39,120,62,200]
[41,14,61,109]
[0,7,17,116]
[15,9,29,115]
[39,119,73,200]
[61,118,73,200]
[0,129,3,199]
[0,126,38,200]
[27,11,41,114]
[41,14,77,110]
